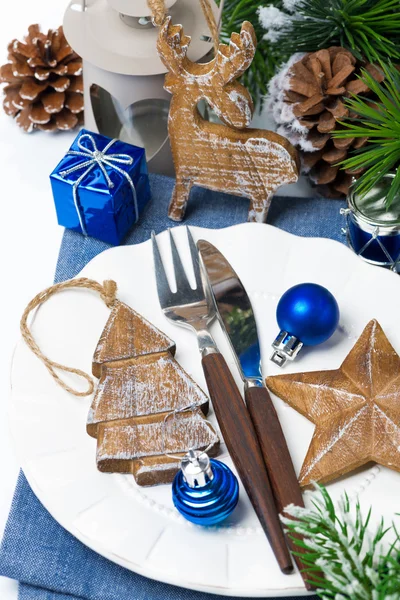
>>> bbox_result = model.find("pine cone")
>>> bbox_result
[0,24,83,133]
[268,47,384,197]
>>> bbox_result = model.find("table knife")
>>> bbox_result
[198,239,314,589]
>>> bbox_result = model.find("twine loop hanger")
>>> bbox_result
[20,278,118,397]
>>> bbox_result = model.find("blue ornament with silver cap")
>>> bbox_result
[172,450,239,526]
[271,283,340,367]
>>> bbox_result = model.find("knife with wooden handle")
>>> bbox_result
[198,239,315,590]
[202,351,293,574]
[152,228,293,574]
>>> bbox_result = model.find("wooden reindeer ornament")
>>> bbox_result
[157,18,299,223]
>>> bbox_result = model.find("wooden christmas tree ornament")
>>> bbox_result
[266,320,400,488]
[89,300,219,486]
[156,16,299,223]
[20,278,219,487]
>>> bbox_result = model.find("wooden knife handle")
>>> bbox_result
[245,385,316,590]
[202,352,293,575]
[245,385,304,511]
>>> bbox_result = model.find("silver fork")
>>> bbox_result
[151,227,218,356]
[151,227,292,575]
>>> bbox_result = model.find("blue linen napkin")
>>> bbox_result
[1,174,347,600]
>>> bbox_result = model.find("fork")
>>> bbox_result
[152,227,293,574]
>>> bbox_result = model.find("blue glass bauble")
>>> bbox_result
[277,283,339,346]
[172,459,239,526]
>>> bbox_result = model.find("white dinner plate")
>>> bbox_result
[9,223,400,597]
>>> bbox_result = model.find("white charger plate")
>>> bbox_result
[9,223,400,597]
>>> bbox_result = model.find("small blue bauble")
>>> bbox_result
[277,283,339,346]
[172,458,239,526]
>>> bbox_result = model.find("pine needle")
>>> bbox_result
[283,485,400,599]
[258,0,400,63]
[332,61,400,208]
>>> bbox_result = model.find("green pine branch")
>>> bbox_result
[216,0,285,108]
[282,485,400,599]
[332,62,400,208]
[259,0,400,64]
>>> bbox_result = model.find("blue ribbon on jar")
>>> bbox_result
[59,133,138,236]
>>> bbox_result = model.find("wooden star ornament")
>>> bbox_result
[266,320,400,488]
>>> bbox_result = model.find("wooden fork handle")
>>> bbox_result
[245,385,316,590]
[202,351,293,575]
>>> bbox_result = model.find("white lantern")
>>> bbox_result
[63,0,220,175]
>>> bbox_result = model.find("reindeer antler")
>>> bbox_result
[216,21,257,84]
[157,17,192,75]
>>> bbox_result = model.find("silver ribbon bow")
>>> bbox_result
[60,133,138,236]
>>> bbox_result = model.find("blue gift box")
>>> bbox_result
[50,129,151,245]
